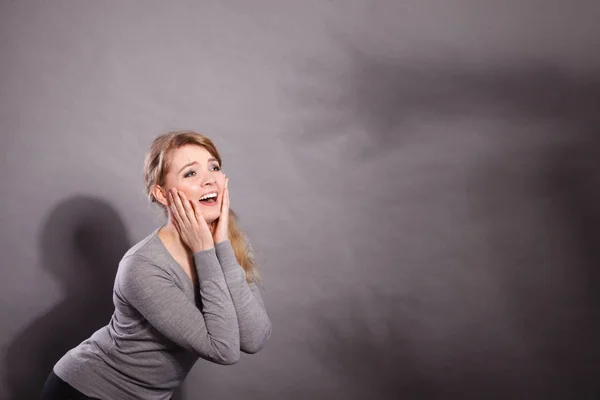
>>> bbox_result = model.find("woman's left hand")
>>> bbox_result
[212,176,230,244]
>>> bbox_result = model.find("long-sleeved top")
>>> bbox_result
[53,227,272,400]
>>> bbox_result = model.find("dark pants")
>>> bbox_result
[41,370,174,400]
[40,371,100,400]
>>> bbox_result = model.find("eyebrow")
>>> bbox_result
[178,158,218,174]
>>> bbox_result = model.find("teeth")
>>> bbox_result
[199,193,217,201]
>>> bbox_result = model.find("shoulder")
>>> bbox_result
[122,229,159,259]
[120,228,174,268]
[117,230,173,290]
[117,253,168,285]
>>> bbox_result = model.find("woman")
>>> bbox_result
[41,131,272,400]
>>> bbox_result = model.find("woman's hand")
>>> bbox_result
[169,188,215,252]
[212,176,230,244]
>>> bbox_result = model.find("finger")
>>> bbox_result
[219,187,227,215]
[189,197,208,229]
[197,209,210,231]
[186,193,212,233]
[178,191,195,219]
[219,188,230,229]
[174,190,191,226]
[169,192,185,230]
[183,192,203,228]
[223,185,230,209]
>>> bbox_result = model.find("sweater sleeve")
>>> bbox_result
[117,249,240,364]
[214,239,272,354]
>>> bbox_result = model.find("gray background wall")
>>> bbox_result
[1,1,599,399]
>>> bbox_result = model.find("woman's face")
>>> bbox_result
[161,144,225,225]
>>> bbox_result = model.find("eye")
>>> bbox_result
[211,165,221,171]
[184,170,196,178]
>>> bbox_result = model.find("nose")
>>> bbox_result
[201,171,217,187]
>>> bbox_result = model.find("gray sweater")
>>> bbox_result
[53,227,272,400]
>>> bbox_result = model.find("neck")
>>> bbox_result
[159,218,216,251]
[160,220,188,253]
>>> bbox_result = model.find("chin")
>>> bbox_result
[204,214,219,225]
[199,204,221,224]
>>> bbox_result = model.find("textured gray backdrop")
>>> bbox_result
[1,1,599,399]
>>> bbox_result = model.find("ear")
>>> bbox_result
[152,185,169,207]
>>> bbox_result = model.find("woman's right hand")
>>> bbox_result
[169,188,215,252]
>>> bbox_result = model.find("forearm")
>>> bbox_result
[193,248,241,360]
[214,240,272,353]
[120,252,240,365]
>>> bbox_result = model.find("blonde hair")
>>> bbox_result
[143,130,260,284]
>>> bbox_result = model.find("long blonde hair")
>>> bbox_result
[143,130,260,284]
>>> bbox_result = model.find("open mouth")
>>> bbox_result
[199,192,218,205]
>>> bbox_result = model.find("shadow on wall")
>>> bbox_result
[3,196,129,399]
[3,196,183,400]
[288,44,600,159]
[475,137,600,398]
[296,50,600,398]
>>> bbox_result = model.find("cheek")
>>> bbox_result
[183,185,202,198]
[174,182,200,198]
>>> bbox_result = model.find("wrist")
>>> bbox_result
[193,237,215,253]
[193,245,214,254]
[214,236,229,244]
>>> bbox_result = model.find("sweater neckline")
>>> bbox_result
[151,227,199,288]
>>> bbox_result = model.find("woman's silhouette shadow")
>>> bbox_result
[4,195,184,400]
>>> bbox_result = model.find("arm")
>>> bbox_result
[214,240,272,354]
[117,249,240,364]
